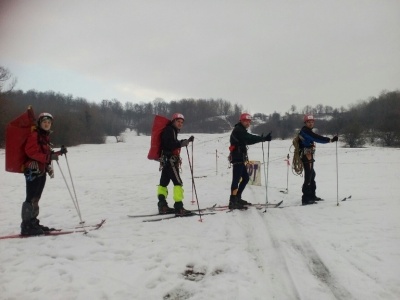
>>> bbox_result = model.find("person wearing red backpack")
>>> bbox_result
[157,113,194,216]
[21,112,67,235]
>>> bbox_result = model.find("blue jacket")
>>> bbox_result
[299,126,330,149]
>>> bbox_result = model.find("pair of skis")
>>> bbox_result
[213,200,283,211]
[128,201,284,222]
[0,219,106,240]
[277,195,353,208]
[142,212,216,222]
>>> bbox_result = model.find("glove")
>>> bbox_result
[50,153,59,161]
[331,135,338,142]
[263,133,272,142]
[188,136,194,142]
[180,139,189,147]
[60,145,68,155]
[47,165,54,178]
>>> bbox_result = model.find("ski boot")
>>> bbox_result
[33,219,56,232]
[174,201,193,216]
[158,200,175,214]
[237,193,252,206]
[228,195,247,210]
[21,220,44,236]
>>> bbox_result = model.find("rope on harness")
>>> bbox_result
[291,135,303,176]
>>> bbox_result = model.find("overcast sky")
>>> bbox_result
[1,0,399,115]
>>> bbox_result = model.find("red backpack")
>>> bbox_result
[147,115,170,161]
[5,106,36,173]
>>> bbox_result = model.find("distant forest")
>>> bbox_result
[1,66,400,148]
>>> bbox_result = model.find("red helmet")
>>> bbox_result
[37,112,53,125]
[304,114,314,122]
[171,113,185,121]
[240,113,252,122]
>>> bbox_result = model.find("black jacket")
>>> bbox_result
[229,122,263,163]
[160,123,182,158]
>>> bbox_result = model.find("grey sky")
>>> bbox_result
[1,0,399,115]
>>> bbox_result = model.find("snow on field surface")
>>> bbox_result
[1,131,399,300]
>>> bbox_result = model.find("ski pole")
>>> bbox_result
[185,146,203,222]
[262,135,271,213]
[280,154,290,194]
[56,159,85,226]
[64,152,84,222]
[335,139,339,206]
[191,142,195,204]
[56,149,84,224]
[285,153,289,194]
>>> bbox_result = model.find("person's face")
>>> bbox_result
[305,120,314,129]
[173,118,184,130]
[241,120,251,129]
[40,119,52,131]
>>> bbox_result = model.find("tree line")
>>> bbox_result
[252,90,400,147]
[1,67,399,148]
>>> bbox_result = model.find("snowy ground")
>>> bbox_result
[1,130,399,300]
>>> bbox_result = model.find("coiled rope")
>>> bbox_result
[291,135,303,176]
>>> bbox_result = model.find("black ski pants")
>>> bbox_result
[230,162,250,196]
[159,159,182,187]
[23,174,46,221]
[302,155,316,201]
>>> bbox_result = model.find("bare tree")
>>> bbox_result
[0,67,18,146]
[0,66,16,93]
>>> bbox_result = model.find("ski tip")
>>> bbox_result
[341,195,352,201]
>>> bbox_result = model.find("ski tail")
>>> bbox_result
[0,219,106,240]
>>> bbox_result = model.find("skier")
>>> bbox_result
[157,113,194,216]
[228,113,271,209]
[299,114,338,205]
[21,112,67,235]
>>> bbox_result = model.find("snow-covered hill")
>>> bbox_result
[1,131,399,299]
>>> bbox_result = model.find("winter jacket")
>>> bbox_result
[299,126,330,149]
[24,128,52,173]
[160,123,182,158]
[229,122,263,163]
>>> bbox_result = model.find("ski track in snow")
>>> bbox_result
[230,206,350,300]
[231,179,396,300]
[233,204,398,300]
[236,209,302,299]
[270,204,398,300]
[269,209,353,300]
